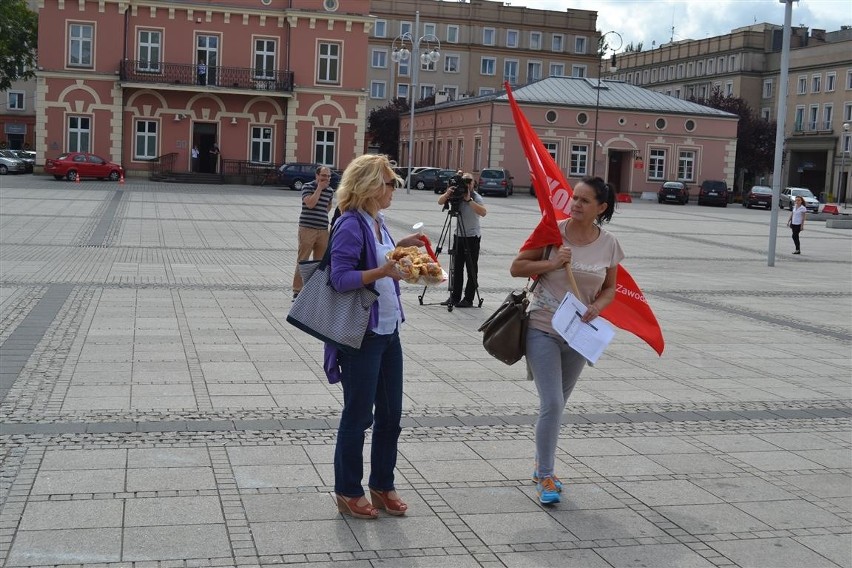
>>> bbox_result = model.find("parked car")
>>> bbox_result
[45,152,124,181]
[435,169,458,193]
[477,168,514,197]
[743,185,773,209]
[657,181,690,205]
[5,150,34,173]
[697,179,728,207]
[393,166,436,188]
[277,162,340,191]
[0,150,27,175]
[780,187,819,212]
[407,167,443,191]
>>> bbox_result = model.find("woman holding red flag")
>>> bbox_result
[510,176,621,505]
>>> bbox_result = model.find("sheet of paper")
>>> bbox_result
[550,292,616,364]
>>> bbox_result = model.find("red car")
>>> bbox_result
[45,152,124,182]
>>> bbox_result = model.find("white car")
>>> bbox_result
[780,187,819,213]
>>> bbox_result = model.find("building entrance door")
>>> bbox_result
[194,123,218,173]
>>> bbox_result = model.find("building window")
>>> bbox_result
[479,87,494,96]
[677,150,695,182]
[761,107,771,121]
[655,117,667,130]
[254,39,276,78]
[443,86,457,100]
[539,141,557,163]
[570,144,588,176]
[446,25,459,43]
[545,110,558,123]
[397,83,409,99]
[794,106,805,130]
[69,23,93,67]
[686,62,693,77]
[137,30,161,72]
[677,64,684,79]
[552,34,564,52]
[371,49,387,69]
[763,79,773,99]
[643,69,650,84]
[808,105,819,130]
[504,60,518,84]
[419,84,435,99]
[317,42,340,84]
[134,120,157,160]
[660,67,666,81]
[374,20,387,38]
[729,55,738,71]
[847,70,852,90]
[68,116,91,153]
[7,91,24,110]
[648,148,666,180]
[651,69,658,83]
[684,119,696,132]
[844,102,852,122]
[483,28,495,46]
[574,36,586,54]
[707,59,715,74]
[399,21,411,36]
[577,112,589,125]
[549,63,565,77]
[397,59,409,77]
[530,31,542,50]
[370,80,386,99]
[823,104,833,130]
[421,56,436,72]
[527,61,542,82]
[826,72,836,92]
[480,57,496,76]
[314,129,335,166]
[699,85,707,98]
[473,138,482,170]
[718,57,725,73]
[697,61,704,75]
[674,88,681,99]
[811,74,821,93]
[844,133,852,153]
[250,126,273,164]
[423,23,436,37]
[506,29,519,48]
[797,75,807,94]
[571,65,586,78]
[725,82,733,96]
[444,55,459,73]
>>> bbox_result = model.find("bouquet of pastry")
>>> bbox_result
[387,246,447,285]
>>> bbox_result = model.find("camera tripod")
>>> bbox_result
[418,204,483,312]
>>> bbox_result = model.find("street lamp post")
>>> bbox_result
[391,10,441,194]
[592,30,623,177]
[838,122,850,207]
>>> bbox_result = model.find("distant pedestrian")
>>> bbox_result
[191,145,200,172]
[197,59,207,85]
[787,195,806,254]
[292,166,335,300]
[209,143,220,173]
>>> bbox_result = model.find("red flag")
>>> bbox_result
[505,83,664,355]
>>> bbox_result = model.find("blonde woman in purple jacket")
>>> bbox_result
[326,154,424,519]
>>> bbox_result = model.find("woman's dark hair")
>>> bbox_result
[580,176,616,224]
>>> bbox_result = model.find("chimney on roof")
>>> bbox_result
[810,28,826,42]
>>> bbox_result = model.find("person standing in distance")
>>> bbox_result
[436,173,486,308]
[197,58,207,85]
[292,166,335,300]
[787,195,807,254]
[191,144,200,172]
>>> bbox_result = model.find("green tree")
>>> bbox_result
[0,0,38,91]
[690,88,776,191]
[366,96,436,162]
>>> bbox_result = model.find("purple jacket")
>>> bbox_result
[322,211,405,383]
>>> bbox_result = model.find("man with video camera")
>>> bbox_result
[436,172,487,308]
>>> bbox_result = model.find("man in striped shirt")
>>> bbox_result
[292,166,334,300]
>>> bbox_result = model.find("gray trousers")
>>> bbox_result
[526,327,587,477]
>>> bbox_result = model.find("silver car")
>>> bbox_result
[780,187,819,213]
[0,150,26,175]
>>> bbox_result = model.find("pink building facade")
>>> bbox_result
[35,0,371,177]
[401,77,740,196]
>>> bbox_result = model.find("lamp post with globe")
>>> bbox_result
[391,11,440,194]
[592,30,623,177]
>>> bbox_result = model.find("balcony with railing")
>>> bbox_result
[120,60,294,93]
[792,120,834,135]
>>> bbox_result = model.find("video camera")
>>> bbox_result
[447,174,470,202]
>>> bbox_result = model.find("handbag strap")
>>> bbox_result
[319,212,371,272]
[527,245,553,293]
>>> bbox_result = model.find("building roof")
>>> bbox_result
[424,76,738,118]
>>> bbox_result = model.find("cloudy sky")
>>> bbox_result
[509,0,849,49]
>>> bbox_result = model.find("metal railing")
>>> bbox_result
[147,152,178,180]
[221,159,278,185]
[120,60,294,93]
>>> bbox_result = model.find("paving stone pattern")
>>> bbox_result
[0,178,850,567]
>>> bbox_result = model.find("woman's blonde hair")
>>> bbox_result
[336,154,400,214]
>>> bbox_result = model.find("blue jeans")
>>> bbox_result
[334,331,403,497]
[526,327,587,477]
